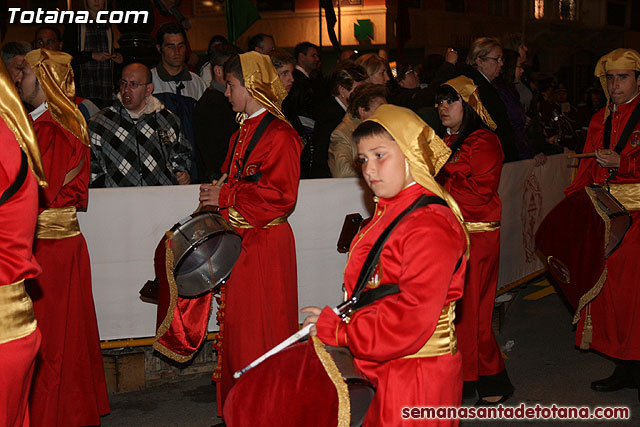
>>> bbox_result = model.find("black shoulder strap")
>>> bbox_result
[603,101,640,154]
[351,194,447,300]
[0,149,29,207]
[227,113,276,180]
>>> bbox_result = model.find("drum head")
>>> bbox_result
[170,213,242,298]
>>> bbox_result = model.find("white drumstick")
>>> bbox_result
[233,323,314,379]
[234,306,347,379]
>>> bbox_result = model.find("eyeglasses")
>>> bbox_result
[484,56,504,63]
[35,39,59,48]
[119,80,150,90]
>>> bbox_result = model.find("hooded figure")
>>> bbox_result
[436,75,513,404]
[302,104,469,426]
[562,48,640,399]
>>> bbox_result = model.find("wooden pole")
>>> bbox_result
[496,268,547,297]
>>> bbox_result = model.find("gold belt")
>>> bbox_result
[403,301,457,359]
[36,206,81,239]
[464,221,500,233]
[228,206,289,229]
[608,183,640,212]
[0,280,37,344]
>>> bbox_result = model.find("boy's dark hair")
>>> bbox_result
[294,42,318,61]
[248,33,274,52]
[347,83,388,118]
[210,43,243,68]
[329,61,368,97]
[223,54,244,86]
[35,26,61,41]
[269,48,295,70]
[435,84,488,154]
[156,23,187,46]
[352,120,394,145]
[207,35,228,54]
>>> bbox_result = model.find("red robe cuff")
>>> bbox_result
[316,306,348,347]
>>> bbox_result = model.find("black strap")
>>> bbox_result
[0,149,29,207]
[603,101,640,154]
[227,113,276,180]
[351,194,448,300]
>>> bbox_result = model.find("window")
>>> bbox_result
[559,0,576,20]
[535,0,545,19]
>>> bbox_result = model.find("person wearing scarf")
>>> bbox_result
[565,49,640,399]
[304,104,469,426]
[198,51,303,421]
[435,75,513,405]
[17,48,109,425]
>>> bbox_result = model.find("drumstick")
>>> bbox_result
[568,152,596,159]
[568,150,612,159]
[234,305,345,379]
[234,323,314,379]
[194,173,229,214]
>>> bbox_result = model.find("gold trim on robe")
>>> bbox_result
[403,301,457,358]
[227,206,289,229]
[608,183,640,212]
[312,336,351,427]
[36,206,81,239]
[464,221,501,233]
[0,280,37,344]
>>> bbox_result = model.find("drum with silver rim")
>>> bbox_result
[169,211,242,297]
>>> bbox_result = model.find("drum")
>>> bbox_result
[168,212,242,298]
[536,185,631,319]
[587,185,632,258]
[224,338,375,427]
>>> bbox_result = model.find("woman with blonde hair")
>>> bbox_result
[356,53,391,85]
[463,37,518,162]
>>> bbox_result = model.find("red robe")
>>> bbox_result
[26,110,109,426]
[0,118,41,427]
[565,96,640,360]
[316,184,468,427]
[439,129,505,381]
[216,111,302,416]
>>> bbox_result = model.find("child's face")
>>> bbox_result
[357,132,413,198]
[224,74,250,113]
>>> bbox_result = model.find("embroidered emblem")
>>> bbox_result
[366,262,382,289]
[631,130,640,148]
[245,164,258,176]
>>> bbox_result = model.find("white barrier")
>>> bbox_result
[78,154,573,340]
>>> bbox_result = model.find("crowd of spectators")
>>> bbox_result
[2,19,601,188]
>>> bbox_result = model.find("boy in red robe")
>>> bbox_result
[303,104,469,426]
[14,48,109,426]
[0,59,47,427]
[565,49,640,398]
[199,51,303,419]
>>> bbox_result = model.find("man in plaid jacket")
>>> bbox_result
[89,63,192,187]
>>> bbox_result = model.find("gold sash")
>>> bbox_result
[608,183,640,212]
[36,206,81,239]
[228,206,289,229]
[0,280,37,344]
[403,301,457,359]
[464,221,500,233]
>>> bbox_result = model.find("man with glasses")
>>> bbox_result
[33,26,63,51]
[89,63,191,187]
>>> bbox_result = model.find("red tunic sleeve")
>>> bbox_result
[218,120,302,227]
[316,207,466,362]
